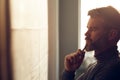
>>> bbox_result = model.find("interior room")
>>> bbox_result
[0,0,120,80]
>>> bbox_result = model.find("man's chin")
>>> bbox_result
[86,49,94,52]
[85,46,94,52]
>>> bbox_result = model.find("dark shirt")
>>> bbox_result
[62,46,120,80]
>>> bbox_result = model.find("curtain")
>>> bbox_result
[0,0,12,80]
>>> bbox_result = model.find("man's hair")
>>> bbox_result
[88,6,120,30]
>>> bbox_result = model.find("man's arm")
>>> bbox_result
[62,70,75,80]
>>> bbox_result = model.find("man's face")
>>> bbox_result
[85,17,109,51]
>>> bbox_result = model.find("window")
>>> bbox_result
[10,0,48,80]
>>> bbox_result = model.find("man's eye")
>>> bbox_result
[92,28,97,31]
[89,27,97,32]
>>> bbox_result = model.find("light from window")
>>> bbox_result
[10,0,48,80]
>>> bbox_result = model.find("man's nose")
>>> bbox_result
[85,30,90,36]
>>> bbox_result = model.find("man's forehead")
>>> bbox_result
[87,17,106,27]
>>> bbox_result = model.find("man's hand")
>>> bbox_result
[64,49,85,72]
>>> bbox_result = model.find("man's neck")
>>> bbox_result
[94,45,117,56]
[94,46,119,62]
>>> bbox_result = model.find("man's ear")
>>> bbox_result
[108,29,118,40]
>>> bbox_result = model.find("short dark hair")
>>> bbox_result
[88,6,120,30]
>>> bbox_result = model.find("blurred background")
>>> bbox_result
[0,0,120,80]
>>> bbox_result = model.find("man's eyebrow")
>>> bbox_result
[87,26,92,28]
[87,26,99,30]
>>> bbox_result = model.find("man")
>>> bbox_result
[62,6,120,80]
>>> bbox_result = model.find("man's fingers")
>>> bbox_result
[65,49,85,65]
[64,49,86,71]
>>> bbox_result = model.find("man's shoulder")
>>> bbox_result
[94,59,120,80]
[103,58,120,79]
[104,62,120,80]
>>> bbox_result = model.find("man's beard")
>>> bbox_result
[85,39,95,51]
[85,35,108,52]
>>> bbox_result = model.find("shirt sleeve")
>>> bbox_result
[62,70,75,80]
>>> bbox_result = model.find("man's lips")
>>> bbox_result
[85,37,90,40]
[85,37,92,43]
